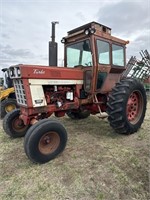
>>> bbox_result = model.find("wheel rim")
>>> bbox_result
[5,104,16,113]
[12,117,27,132]
[38,132,60,155]
[126,91,143,124]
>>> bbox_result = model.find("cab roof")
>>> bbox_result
[68,21,111,36]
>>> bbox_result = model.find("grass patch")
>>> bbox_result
[0,101,150,200]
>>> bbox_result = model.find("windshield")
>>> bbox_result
[66,40,92,68]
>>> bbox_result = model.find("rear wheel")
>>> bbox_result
[3,109,30,138]
[0,98,18,118]
[107,78,147,134]
[24,120,67,164]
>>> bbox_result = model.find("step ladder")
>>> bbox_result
[93,95,108,119]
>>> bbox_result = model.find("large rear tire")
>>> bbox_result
[3,109,30,138]
[0,98,18,118]
[107,78,147,134]
[24,120,68,164]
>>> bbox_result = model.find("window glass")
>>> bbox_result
[97,40,110,64]
[112,44,124,66]
[66,40,92,67]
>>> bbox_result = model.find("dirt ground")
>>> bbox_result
[0,100,150,200]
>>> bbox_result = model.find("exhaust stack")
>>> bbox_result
[49,21,59,66]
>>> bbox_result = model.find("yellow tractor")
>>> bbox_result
[0,68,18,118]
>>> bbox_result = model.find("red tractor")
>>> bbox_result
[3,22,147,164]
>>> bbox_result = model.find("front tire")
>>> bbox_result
[24,120,68,164]
[3,109,30,138]
[107,78,147,134]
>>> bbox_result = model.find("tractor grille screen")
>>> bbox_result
[13,79,27,106]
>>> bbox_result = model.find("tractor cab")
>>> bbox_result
[62,22,129,94]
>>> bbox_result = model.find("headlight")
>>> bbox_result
[9,68,15,78]
[17,67,21,76]
[61,37,67,43]
[84,29,90,35]
[90,28,96,34]
[84,28,96,35]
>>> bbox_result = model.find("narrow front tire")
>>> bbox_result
[24,120,68,164]
[3,109,30,138]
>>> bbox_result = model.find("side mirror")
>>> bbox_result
[83,41,90,51]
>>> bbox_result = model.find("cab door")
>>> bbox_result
[95,39,111,91]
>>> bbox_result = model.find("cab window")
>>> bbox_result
[97,40,110,65]
[112,44,124,66]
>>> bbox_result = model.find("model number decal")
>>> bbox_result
[33,69,45,74]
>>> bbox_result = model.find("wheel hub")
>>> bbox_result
[127,91,143,124]
[38,132,60,155]
[5,104,16,113]
[14,119,24,127]
[12,118,26,132]
[44,136,51,144]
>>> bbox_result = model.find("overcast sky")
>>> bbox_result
[0,0,150,76]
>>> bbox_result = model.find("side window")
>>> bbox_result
[112,44,124,66]
[97,40,110,64]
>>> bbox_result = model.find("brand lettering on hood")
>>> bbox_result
[33,69,45,74]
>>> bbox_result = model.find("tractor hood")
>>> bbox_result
[9,64,84,81]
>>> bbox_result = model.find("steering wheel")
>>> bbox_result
[85,61,92,66]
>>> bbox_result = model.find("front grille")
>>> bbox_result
[13,79,27,106]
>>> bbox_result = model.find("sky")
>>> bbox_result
[0,0,150,77]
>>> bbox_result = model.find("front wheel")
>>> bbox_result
[3,109,30,138]
[107,78,147,134]
[24,120,68,164]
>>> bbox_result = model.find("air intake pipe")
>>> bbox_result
[49,21,59,66]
